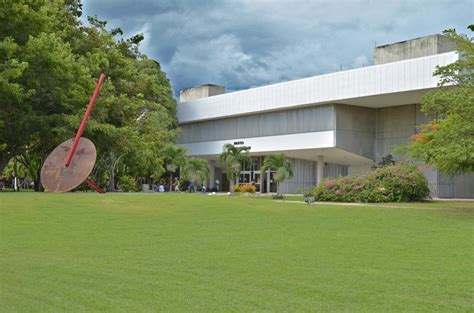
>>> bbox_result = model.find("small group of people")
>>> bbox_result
[155,177,180,192]
[191,179,222,193]
[155,178,221,194]
[0,177,34,191]
[187,179,207,193]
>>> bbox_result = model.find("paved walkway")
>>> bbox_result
[272,200,474,210]
[274,200,364,206]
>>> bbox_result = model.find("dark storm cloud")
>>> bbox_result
[82,0,473,96]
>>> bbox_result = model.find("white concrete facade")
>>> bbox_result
[178,52,457,123]
[181,131,335,157]
[177,35,473,197]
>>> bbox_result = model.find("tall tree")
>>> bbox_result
[0,1,179,189]
[162,146,187,191]
[260,154,293,196]
[219,144,250,190]
[0,1,91,175]
[405,25,474,175]
[182,157,210,188]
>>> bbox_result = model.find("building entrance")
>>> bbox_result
[238,157,276,193]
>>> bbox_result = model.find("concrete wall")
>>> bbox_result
[325,163,349,179]
[374,34,456,65]
[180,85,225,102]
[375,104,474,198]
[421,167,438,198]
[335,104,376,160]
[375,104,416,163]
[278,158,348,194]
[179,104,335,144]
[180,102,424,192]
[438,173,474,199]
[181,101,472,197]
[279,158,316,194]
[348,165,372,177]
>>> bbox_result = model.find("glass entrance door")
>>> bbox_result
[269,171,277,193]
[240,171,251,184]
[237,157,264,193]
[253,172,261,192]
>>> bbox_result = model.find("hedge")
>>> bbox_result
[313,162,430,202]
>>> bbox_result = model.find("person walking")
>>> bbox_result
[189,179,195,193]
[174,177,180,192]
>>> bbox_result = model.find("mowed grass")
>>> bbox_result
[0,193,473,312]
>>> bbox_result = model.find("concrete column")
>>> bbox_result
[209,160,215,189]
[266,171,271,193]
[317,155,324,186]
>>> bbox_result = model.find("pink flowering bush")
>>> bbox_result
[313,162,430,202]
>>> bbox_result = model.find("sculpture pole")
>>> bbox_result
[64,73,106,167]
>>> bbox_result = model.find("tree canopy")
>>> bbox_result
[260,154,293,195]
[0,0,179,189]
[182,157,210,187]
[219,144,250,188]
[162,145,187,191]
[405,25,474,175]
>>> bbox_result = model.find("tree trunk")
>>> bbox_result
[34,162,44,192]
[13,158,18,191]
[109,166,114,192]
[230,175,235,192]
[169,173,173,192]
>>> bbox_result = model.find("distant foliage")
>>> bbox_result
[119,175,137,192]
[374,154,396,168]
[314,163,430,202]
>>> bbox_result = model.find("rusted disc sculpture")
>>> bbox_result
[41,74,106,193]
[41,138,96,192]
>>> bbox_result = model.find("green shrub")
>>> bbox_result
[364,163,430,202]
[272,194,285,200]
[233,184,256,193]
[240,184,256,193]
[119,176,137,192]
[313,162,430,203]
[179,179,189,191]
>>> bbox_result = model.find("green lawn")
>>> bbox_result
[0,193,473,312]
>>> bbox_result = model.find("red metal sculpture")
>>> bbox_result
[41,74,106,193]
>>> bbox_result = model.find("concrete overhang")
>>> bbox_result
[191,147,373,167]
[179,131,373,166]
[177,51,458,124]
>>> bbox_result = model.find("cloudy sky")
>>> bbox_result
[82,0,473,96]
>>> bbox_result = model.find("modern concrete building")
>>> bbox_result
[177,34,474,198]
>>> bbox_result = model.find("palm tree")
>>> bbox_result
[219,144,250,190]
[162,146,187,191]
[182,157,210,188]
[260,154,293,195]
